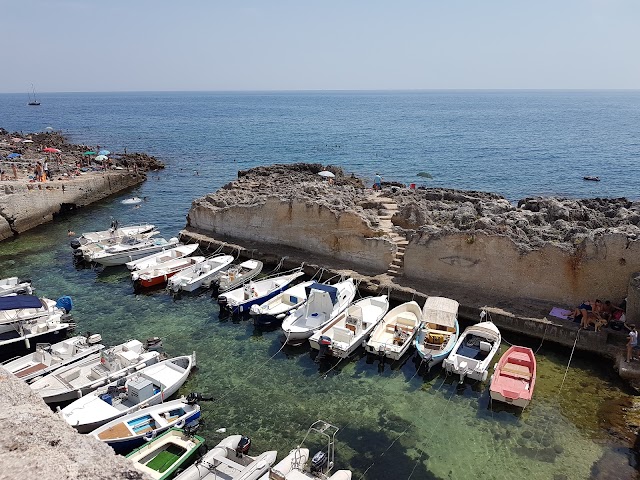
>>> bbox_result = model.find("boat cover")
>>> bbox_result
[306,283,338,304]
[423,297,459,328]
[0,295,43,311]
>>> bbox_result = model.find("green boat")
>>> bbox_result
[126,427,205,480]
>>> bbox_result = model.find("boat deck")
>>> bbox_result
[15,363,47,378]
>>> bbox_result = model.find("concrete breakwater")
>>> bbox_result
[182,163,640,381]
[0,367,149,480]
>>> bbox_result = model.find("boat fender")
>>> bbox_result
[175,418,186,429]
[76,389,83,398]
[144,430,157,442]
[422,353,433,364]
[236,436,251,457]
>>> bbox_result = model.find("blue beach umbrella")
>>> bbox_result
[98,149,110,156]
[7,153,21,159]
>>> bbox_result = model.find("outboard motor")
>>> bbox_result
[145,337,163,351]
[317,336,332,361]
[69,238,81,249]
[186,392,215,404]
[235,436,251,457]
[310,451,328,474]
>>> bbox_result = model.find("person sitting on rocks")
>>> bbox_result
[581,299,604,329]
[567,300,592,323]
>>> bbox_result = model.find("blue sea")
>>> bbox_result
[1,91,639,479]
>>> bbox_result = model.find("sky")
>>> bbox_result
[2,0,639,92]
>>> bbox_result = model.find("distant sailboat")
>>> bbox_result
[28,84,40,106]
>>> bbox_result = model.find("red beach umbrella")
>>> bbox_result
[43,147,61,153]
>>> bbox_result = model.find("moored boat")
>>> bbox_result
[415,297,460,371]
[443,319,501,383]
[281,279,356,345]
[489,345,536,408]
[90,237,180,266]
[0,295,68,324]
[250,280,315,326]
[61,353,196,433]
[29,339,160,404]
[92,397,202,453]
[176,434,276,480]
[126,427,206,480]
[126,243,200,271]
[365,301,421,361]
[218,269,304,315]
[309,295,389,359]
[3,334,104,382]
[215,260,263,294]
[70,221,155,249]
[167,254,235,293]
[0,277,33,297]
[132,256,206,288]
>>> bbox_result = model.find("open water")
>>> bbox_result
[1,91,639,479]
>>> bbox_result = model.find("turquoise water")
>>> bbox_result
[1,91,639,478]
[0,216,637,479]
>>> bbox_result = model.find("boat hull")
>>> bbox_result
[138,270,179,289]
[225,286,284,315]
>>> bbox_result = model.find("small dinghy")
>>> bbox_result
[90,237,180,266]
[281,279,356,345]
[167,254,235,293]
[127,427,206,480]
[250,280,315,326]
[70,222,155,249]
[266,420,351,480]
[215,260,263,294]
[309,295,389,359]
[415,297,460,371]
[490,345,536,408]
[30,339,161,404]
[3,334,104,382]
[175,434,276,480]
[121,197,143,205]
[218,269,304,315]
[92,397,201,453]
[443,319,501,383]
[365,301,421,361]
[0,277,33,297]
[132,256,206,289]
[583,176,600,182]
[127,244,200,271]
[61,353,196,433]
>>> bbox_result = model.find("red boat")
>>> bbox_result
[132,256,205,289]
[489,345,536,408]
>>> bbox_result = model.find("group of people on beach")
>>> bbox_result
[567,299,626,331]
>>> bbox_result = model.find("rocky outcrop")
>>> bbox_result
[0,367,149,480]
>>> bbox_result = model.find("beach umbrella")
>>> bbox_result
[43,147,61,153]
[95,155,108,162]
[7,153,21,159]
[98,149,110,156]
[318,171,335,178]
[22,139,34,143]
[83,151,96,156]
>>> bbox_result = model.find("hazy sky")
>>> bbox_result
[3,0,639,92]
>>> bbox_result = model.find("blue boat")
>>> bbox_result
[218,269,304,315]
[414,297,460,371]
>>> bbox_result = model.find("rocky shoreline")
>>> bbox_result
[0,129,164,241]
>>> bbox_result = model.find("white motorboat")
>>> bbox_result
[3,334,104,382]
[70,222,155,249]
[89,237,180,266]
[77,230,160,260]
[215,260,263,294]
[122,197,143,205]
[176,434,276,480]
[0,315,72,352]
[0,295,66,324]
[250,280,315,326]
[415,297,460,371]
[443,319,501,383]
[30,339,160,404]
[281,279,356,345]
[92,397,201,453]
[219,269,305,315]
[258,420,351,480]
[167,254,235,293]
[127,427,206,480]
[126,244,200,271]
[61,353,196,433]
[309,295,389,359]
[132,256,206,288]
[0,277,33,297]
[365,301,421,361]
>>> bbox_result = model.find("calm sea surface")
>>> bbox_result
[0,91,639,479]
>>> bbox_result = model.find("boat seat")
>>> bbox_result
[479,341,492,352]
[508,351,532,367]
[62,368,81,382]
[502,362,531,380]
[333,327,354,344]
[88,363,109,380]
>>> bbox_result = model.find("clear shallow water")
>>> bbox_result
[0,91,639,479]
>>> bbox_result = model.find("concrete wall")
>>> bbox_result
[403,231,640,305]
[187,197,394,274]
[0,367,150,479]
[0,172,145,241]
